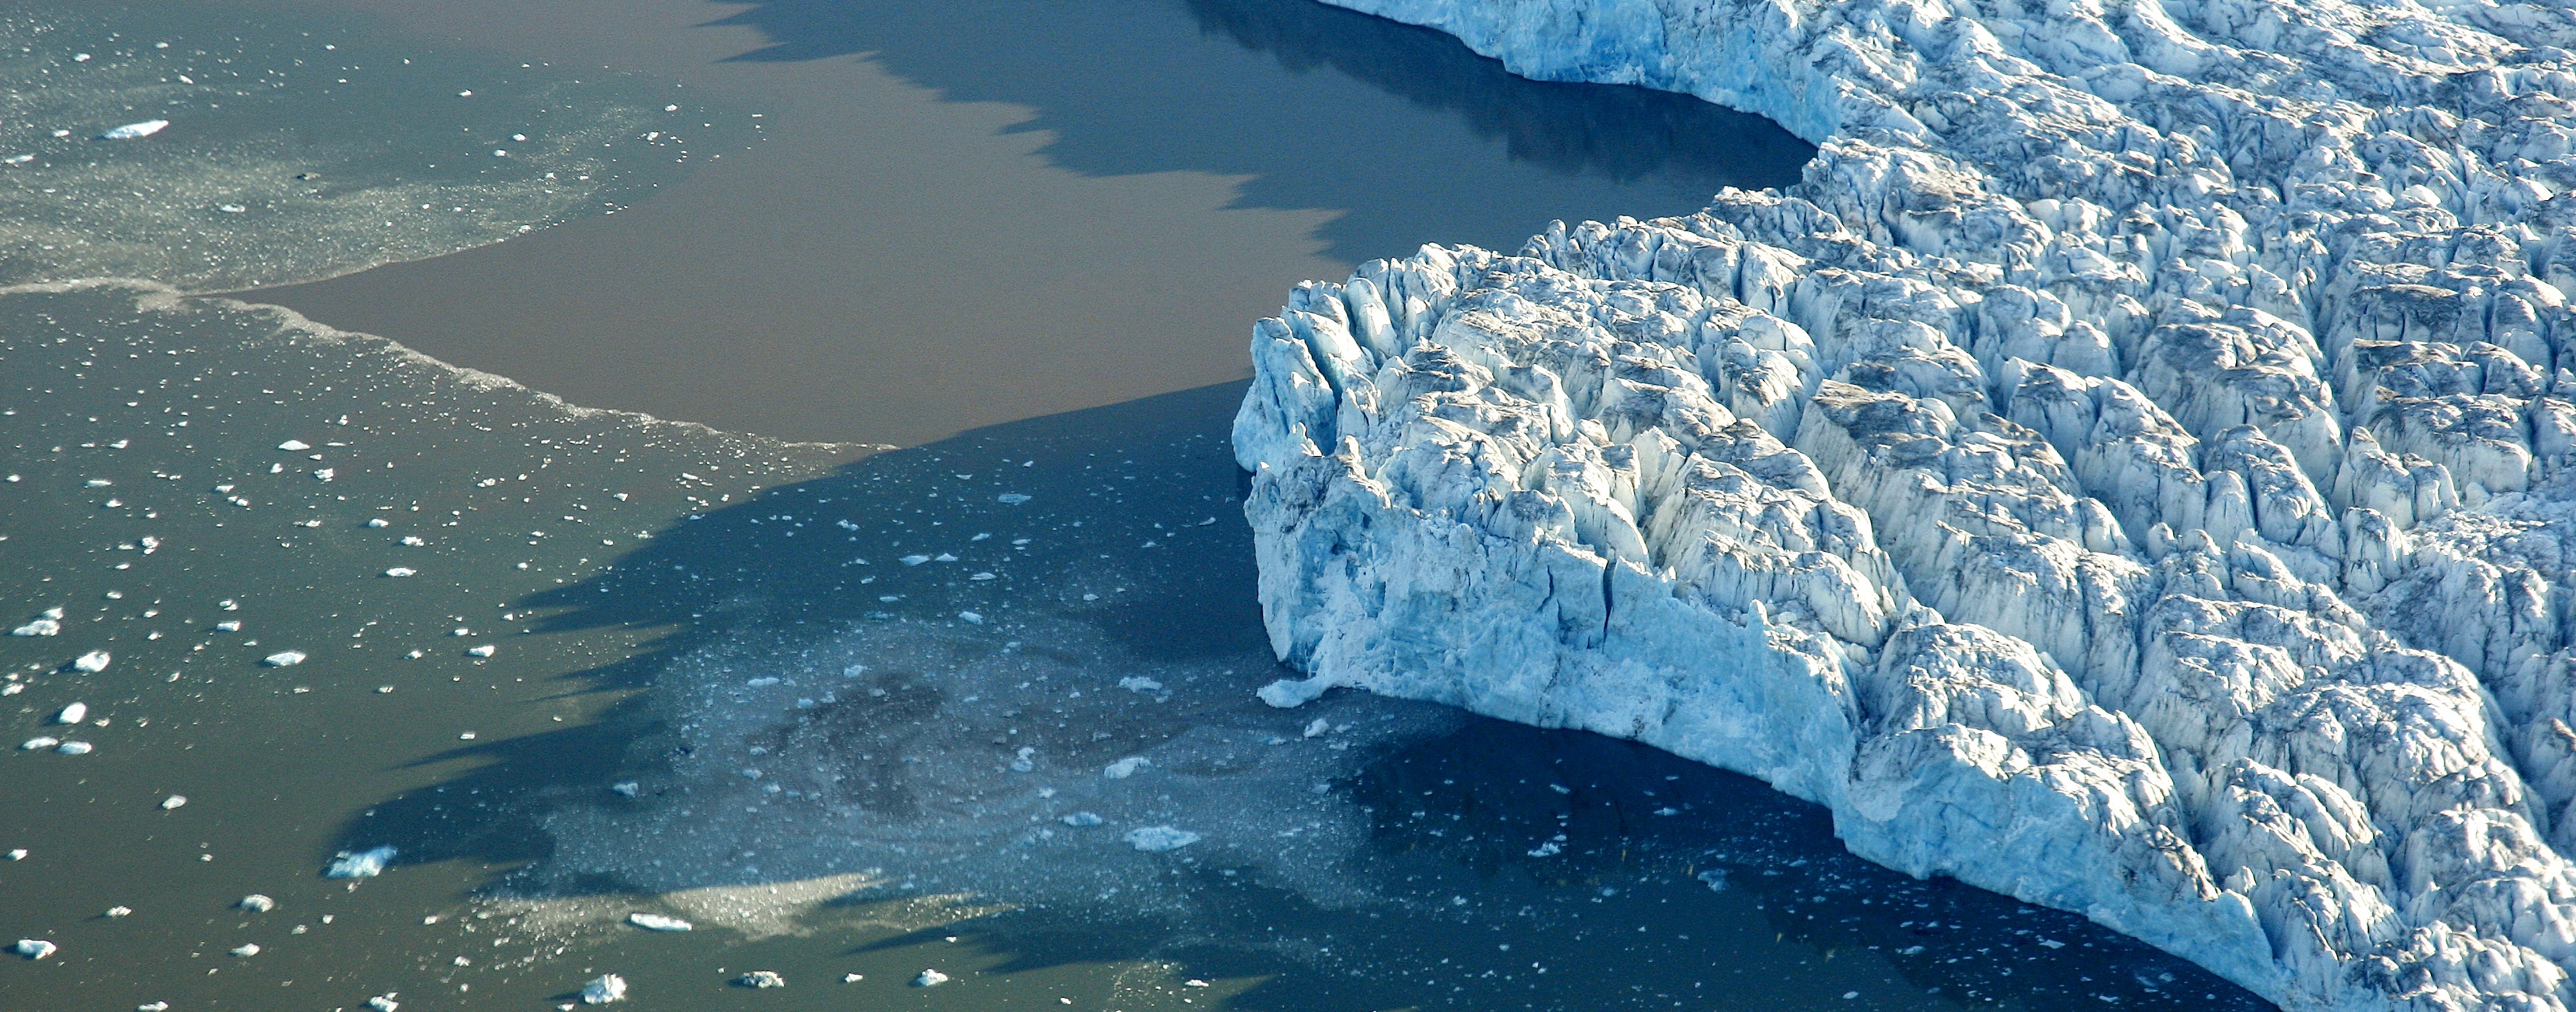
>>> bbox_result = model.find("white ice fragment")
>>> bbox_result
[160,795,186,810]
[1124,826,1200,852]
[1060,811,1102,826]
[15,939,56,960]
[0,685,16,697]
[238,894,275,913]
[382,568,416,578]
[745,677,779,687]
[106,906,131,917]
[56,741,91,756]
[1118,677,1163,693]
[215,621,241,632]
[10,616,58,636]
[735,971,785,989]
[1301,717,1330,738]
[323,846,396,878]
[278,440,310,452]
[580,974,628,1003]
[85,479,111,488]
[958,611,983,624]
[99,120,168,140]
[138,1003,168,1012]
[996,494,1030,504]
[842,973,864,984]
[73,650,110,673]
[900,555,930,566]
[466,645,496,657]
[1101,756,1149,779]
[54,702,86,724]
[625,913,690,932]
[610,781,640,798]
[313,469,333,482]
[367,996,398,1011]
[366,518,389,528]
[934,553,958,562]
[263,651,305,667]
[3,850,23,860]
[1697,870,1729,892]
[229,943,258,957]
[911,969,949,987]
[21,738,58,751]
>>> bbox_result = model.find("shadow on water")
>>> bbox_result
[707,0,1815,261]
[330,381,2278,1010]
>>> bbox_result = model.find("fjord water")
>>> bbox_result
[0,2,2275,1011]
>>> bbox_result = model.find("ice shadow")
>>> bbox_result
[704,0,1815,262]
[327,376,2278,1010]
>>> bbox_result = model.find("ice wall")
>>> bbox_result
[1232,0,2576,1007]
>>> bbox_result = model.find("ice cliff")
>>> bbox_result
[1230,0,2576,1007]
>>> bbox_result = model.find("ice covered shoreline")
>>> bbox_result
[1234,0,2576,1007]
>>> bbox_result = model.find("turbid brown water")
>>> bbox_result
[0,2,2281,1011]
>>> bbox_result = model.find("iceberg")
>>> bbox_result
[1235,0,2576,1007]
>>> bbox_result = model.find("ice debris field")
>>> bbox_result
[1235,0,2576,1007]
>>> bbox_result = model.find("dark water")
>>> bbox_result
[0,2,2279,1011]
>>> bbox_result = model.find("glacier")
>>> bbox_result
[1230,0,2576,1008]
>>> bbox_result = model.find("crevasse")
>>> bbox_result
[1231,0,2576,1007]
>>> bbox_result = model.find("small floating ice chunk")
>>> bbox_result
[383,567,416,578]
[323,846,396,878]
[229,943,260,957]
[841,973,864,984]
[934,553,958,562]
[138,1002,169,1012]
[911,969,949,987]
[625,913,690,932]
[367,995,399,1012]
[958,611,983,625]
[580,974,628,1004]
[1117,677,1162,693]
[15,938,56,960]
[1124,826,1201,852]
[54,702,87,724]
[366,518,390,528]
[1302,717,1330,738]
[900,555,930,566]
[21,737,60,751]
[466,644,496,658]
[239,894,275,913]
[277,441,309,451]
[996,494,1031,504]
[1060,811,1103,826]
[85,479,113,488]
[160,795,186,810]
[74,650,111,673]
[4,850,24,860]
[1697,869,1729,892]
[735,970,786,989]
[215,620,241,632]
[610,781,640,798]
[100,120,168,140]
[106,906,131,917]
[264,651,306,667]
[1102,756,1149,779]
[10,610,60,636]
[56,741,91,756]
[313,469,334,482]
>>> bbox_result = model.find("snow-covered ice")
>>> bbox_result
[237,894,274,913]
[578,974,627,1004]
[97,119,166,141]
[71,650,108,673]
[912,969,949,987]
[1124,826,1201,852]
[14,939,54,960]
[323,846,396,879]
[1233,0,2576,1005]
[624,913,690,932]
[262,651,305,667]
[734,970,785,989]
[52,703,84,725]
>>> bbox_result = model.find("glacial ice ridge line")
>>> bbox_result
[1232,0,2576,1008]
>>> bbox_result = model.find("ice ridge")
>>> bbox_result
[1232,0,2576,1007]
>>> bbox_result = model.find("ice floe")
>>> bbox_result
[323,846,396,879]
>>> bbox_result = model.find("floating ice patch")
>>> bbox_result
[323,846,396,878]
[912,969,949,987]
[9,610,60,636]
[625,913,690,932]
[15,938,55,960]
[228,943,259,957]
[996,494,1030,504]
[21,736,58,751]
[1101,756,1149,779]
[263,651,305,667]
[98,119,169,141]
[735,970,785,989]
[466,644,496,657]
[1124,826,1200,852]
[610,781,640,798]
[958,611,983,625]
[215,621,242,632]
[55,741,91,756]
[1118,677,1163,693]
[238,894,275,913]
[900,555,930,566]
[72,650,110,673]
[1061,811,1103,826]
[367,995,398,1012]
[160,795,186,811]
[580,974,628,1004]
[383,567,416,578]
[277,440,309,451]
[54,702,86,725]
[1697,869,1729,893]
